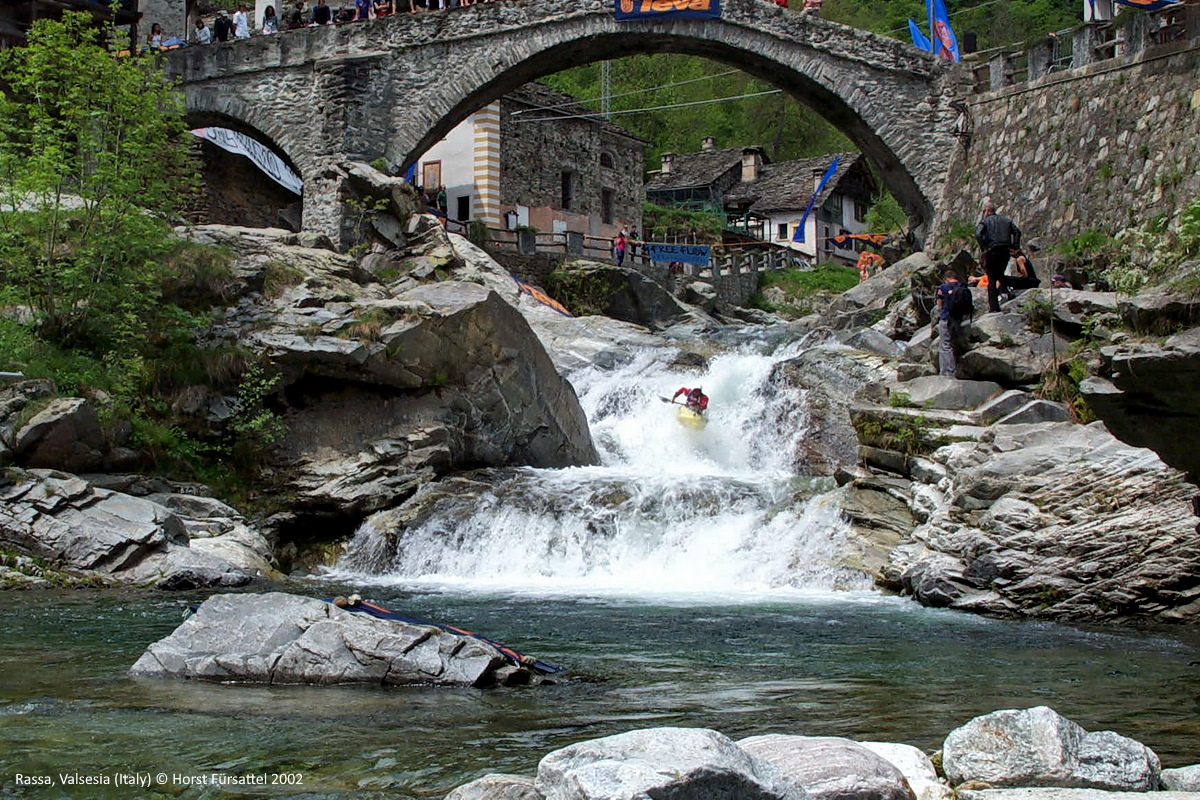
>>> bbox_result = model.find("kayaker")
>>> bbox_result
[673,387,709,413]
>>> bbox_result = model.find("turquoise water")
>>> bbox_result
[1,586,1198,799]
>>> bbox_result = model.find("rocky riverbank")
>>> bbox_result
[2,170,1200,622]
[440,705,1200,800]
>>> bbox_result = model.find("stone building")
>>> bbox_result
[416,83,646,238]
[645,139,877,264]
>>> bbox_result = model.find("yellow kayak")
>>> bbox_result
[676,405,707,430]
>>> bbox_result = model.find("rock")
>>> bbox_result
[842,328,905,357]
[445,774,544,800]
[129,592,521,687]
[13,397,104,473]
[973,390,1035,425]
[958,345,1051,386]
[1118,285,1200,333]
[548,260,692,328]
[942,707,1160,791]
[905,421,1200,620]
[684,280,719,312]
[1163,766,1200,791]
[738,734,915,800]
[535,727,807,800]
[828,252,933,315]
[956,790,1200,800]
[901,552,973,607]
[993,400,1070,425]
[0,469,272,587]
[1082,327,1200,481]
[860,742,953,800]
[895,376,1003,410]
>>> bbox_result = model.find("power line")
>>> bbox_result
[511,69,744,115]
[513,89,784,124]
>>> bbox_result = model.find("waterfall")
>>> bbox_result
[331,334,873,598]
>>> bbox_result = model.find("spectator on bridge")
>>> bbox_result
[233,4,251,38]
[355,0,371,19]
[374,0,394,14]
[286,0,306,28]
[801,0,821,14]
[191,16,212,44]
[613,231,628,267]
[213,10,232,41]
[146,22,164,50]
[312,0,334,24]
[975,196,1021,313]
[262,5,280,33]
[333,5,353,21]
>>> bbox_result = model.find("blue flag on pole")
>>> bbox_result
[792,156,839,245]
[403,163,417,184]
[929,0,961,62]
[908,18,933,51]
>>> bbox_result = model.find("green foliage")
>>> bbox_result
[749,263,859,317]
[936,218,976,252]
[228,363,285,472]
[467,219,490,248]
[1037,356,1095,425]
[0,12,195,353]
[642,202,724,242]
[546,268,613,316]
[544,56,852,173]
[888,391,911,408]
[864,191,907,233]
[262,260,305,298]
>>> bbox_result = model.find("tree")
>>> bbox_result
[0,12,195,352]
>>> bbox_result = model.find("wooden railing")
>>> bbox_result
[967,2,1200,93]
[441,218,806,286]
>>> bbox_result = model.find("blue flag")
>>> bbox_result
[929,0,961,62]
[403,163,417,184]
[908,18,932,51]
[792,156,839,245]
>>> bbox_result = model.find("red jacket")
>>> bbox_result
[673,387,709,411]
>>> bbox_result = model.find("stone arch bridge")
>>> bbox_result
[167,0,961,244]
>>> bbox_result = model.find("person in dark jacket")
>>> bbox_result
[975,197,1021,313]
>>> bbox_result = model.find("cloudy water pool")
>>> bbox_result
[1,588,1197,799]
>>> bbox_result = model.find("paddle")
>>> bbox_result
[659,395,684,406]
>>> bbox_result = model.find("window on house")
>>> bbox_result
[561,171,575,211]
[600,152,616,169]
[601,189,614,224]
[854,201,869,223]
[456,195,470,221]
[776,223,788,240]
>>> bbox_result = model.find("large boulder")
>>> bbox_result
[1082,326,1200,481]
[859,742,952,800]
[0,469,272,587]
[130,592,527,687]
[547,261,692,329]
[894,422,1200,621]
[942,707,1160,791]
[445,774,543,800]
[251,281,598,514]
[13,397,105,473]
[1162,765,1200,791]
[535,727,808,800]
[738,734,915,800]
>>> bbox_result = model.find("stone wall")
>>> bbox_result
[499,98,645,236]
[938,41,1200,245]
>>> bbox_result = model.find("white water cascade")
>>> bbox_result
[331,336,874,600]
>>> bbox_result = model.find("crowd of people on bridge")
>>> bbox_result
[164,0,503,46]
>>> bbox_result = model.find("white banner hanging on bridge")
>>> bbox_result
[191,128,303,196]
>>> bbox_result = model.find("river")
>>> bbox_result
[2,332,1198,799]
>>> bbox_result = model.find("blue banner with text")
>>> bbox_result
[613,0,721,21]
[644,243,711,267]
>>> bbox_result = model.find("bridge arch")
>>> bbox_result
[168,0,960,241]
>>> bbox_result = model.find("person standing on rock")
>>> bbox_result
[975,197,1021,313]
[935,268,971,378]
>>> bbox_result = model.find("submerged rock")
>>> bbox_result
[130,592,542,688]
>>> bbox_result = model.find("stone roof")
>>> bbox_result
[644,146,766,191]
[505,83,648,145]
[724,152,866,214]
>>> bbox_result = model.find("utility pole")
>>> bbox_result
[600,61,611,120]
